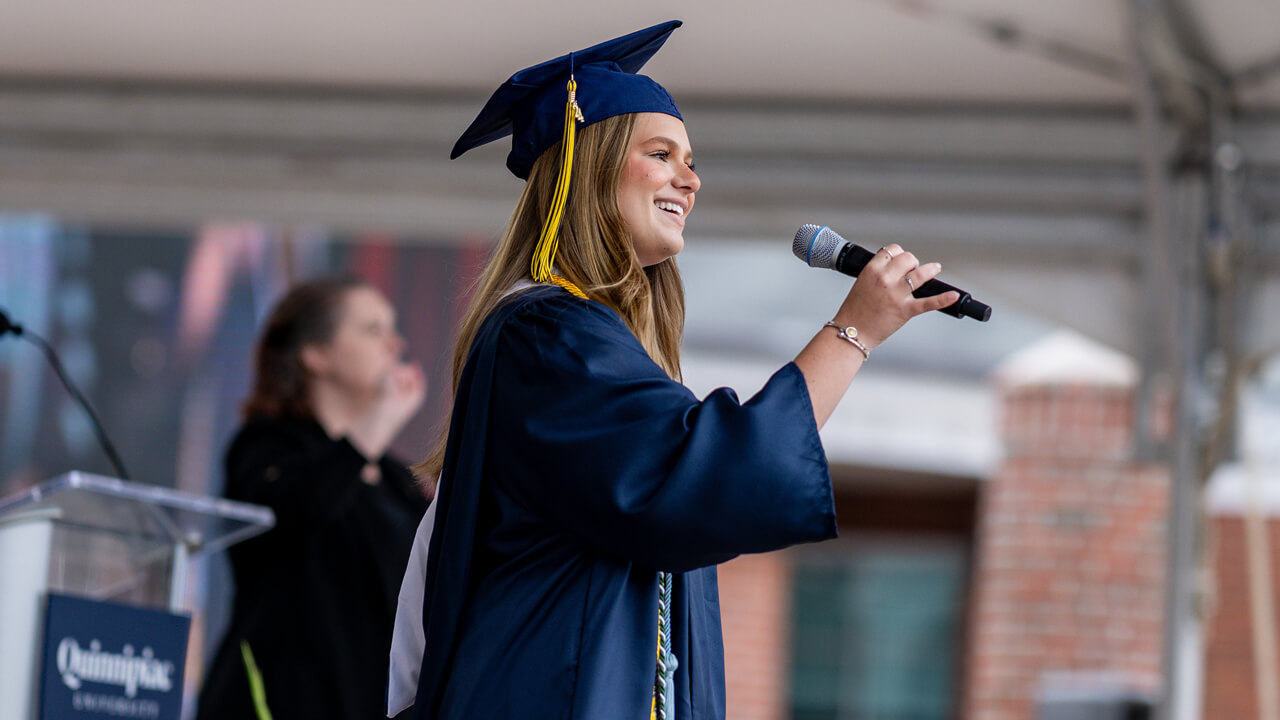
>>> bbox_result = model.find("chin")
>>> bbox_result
[633,230,684,266]
[640,252,677,267]
[660,242,684,263]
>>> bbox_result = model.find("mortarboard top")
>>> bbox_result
[451,20,684,180]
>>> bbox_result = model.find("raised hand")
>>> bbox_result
[794,243,958,430]
[346,361,427,460]
[830,243,959,350]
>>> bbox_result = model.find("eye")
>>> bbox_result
[649,150,670,161]
[687,161,697,172]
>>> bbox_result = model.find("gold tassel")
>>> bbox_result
[549,274,587,299]
[531,76,587,300]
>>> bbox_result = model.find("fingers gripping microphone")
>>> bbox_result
[792,224,992,322]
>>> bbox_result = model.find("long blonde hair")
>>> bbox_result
[417,113,686,479]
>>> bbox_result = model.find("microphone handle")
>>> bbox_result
[836,244,991,321]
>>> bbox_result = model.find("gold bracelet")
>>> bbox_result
[823,320,870,360]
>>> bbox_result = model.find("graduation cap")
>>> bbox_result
[452,20,685,292]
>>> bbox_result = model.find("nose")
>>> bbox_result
[676,163,700,194]
[389,332,405,356]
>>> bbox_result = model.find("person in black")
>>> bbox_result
[197,277,429,720]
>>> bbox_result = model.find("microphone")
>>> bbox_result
[792,224,992,322]
[0,307,132,479]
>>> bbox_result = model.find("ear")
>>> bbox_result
[299,344,329,376]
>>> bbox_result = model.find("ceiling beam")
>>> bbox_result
[0,81,1276,359]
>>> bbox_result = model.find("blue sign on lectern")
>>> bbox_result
[39,593,190,720]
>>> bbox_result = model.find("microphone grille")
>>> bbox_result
[792,224,844,269]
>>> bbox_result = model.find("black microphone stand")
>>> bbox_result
[1,308,131,480]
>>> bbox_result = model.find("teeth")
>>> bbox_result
[655,201,684,217]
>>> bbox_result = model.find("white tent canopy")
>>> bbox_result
[1,0,1276,355]
[1,1,1278,106]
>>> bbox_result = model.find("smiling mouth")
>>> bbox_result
[655,200,685,218]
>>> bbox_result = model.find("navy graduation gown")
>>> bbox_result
[413,286,836,720]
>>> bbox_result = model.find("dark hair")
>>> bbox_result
[241,277,369,421]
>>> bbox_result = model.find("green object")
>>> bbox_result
[240,640,274,720]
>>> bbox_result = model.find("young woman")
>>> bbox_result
[197,278,429,720]
[393,20,957,720]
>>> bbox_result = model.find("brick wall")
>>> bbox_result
[719,552,791,720]
[964,382,1168,719]
[1203,514,1280,719]
[718,351,1277,719]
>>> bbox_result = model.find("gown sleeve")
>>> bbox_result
[488,293,837,572]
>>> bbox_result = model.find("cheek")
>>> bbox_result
[620,183,649,224]
[621,172,644,203]
[622,163,661,197]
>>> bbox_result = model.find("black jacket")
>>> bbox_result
[197,416,429,720]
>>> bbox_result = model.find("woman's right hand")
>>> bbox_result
[830,243,959,350]
[793,243,958,430]
[347,362,427,460]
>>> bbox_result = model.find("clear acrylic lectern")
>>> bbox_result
[0,471,275,720]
